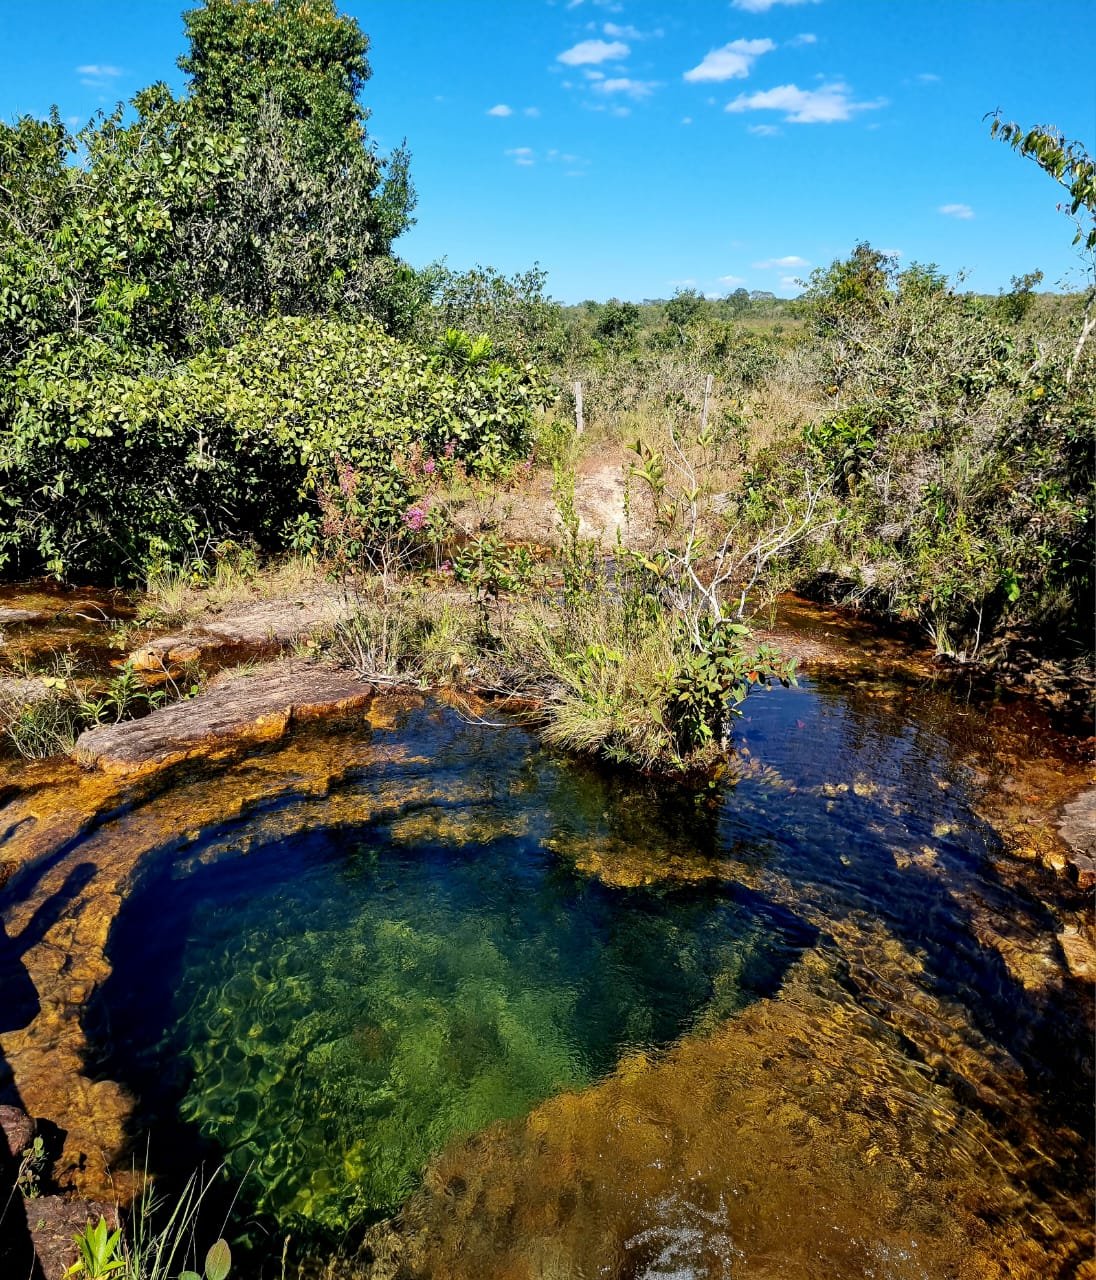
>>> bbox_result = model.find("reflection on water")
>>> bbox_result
[80,672,1093,1278]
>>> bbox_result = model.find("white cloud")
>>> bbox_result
[682,116,693,125]
[505,147,535,166]
[917,72,940,83]
[753,255,809,268]
[732,0,820,12]
[719,274,747,286]
[780,275,805,289]
[939,203,974,219]
[77,63,125,88]
[603,20,663,40]
[726,81,884,124]
[594,77,658,99]
[557,38,629,66]
[748,123,781,136]
[523,106,541,117]
[684,39,775,83]
[487,103,513,117]
[584,68,606,80]
[789,32,817,45]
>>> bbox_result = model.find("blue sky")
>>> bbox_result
[1,0,1093,303]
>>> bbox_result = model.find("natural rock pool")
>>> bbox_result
[2,649,1093,1277]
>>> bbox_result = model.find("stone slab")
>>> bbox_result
[73,662,371,777]
[129,593,349,670]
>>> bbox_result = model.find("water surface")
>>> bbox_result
[81,674,1093,1277]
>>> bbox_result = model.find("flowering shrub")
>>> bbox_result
[0,317,553,581]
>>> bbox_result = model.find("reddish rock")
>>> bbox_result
[0,1104,34,1159]
[24,1196,119,1280]
[73,662,371,778]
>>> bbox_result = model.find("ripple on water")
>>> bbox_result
[72,680,1094,1278]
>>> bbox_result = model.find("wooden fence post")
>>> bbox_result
[700,373,713,433]
[573,380,584,436]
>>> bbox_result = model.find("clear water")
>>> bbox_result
[88,710,814,1230]
[82,676,1093,1275]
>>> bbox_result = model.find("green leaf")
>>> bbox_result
[204,1237,232,1280]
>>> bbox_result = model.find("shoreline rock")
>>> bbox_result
[73,661,372,778]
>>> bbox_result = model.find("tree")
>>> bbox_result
[594,299,640,347]
[990,115,1096,252]
[179,0,416,316]
[665,287,705,331]
[180,0,370,172]
[996,269,1044,324]
[990,116,1094,379]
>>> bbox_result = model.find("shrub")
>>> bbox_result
[0,318,552,582]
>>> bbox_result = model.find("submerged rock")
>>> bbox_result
[1058,787,1096,889]
[73,662,372,777]
[0,608,49,627]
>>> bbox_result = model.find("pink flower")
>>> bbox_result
[444,441,456,459]
[423,457,436,475]
[336,459,357,498]
[403,505,428,532]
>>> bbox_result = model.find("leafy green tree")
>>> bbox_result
[178,0,415,318]
[0,91,237,367]
[180,0,369,172]
[991,116,1094,381]
[594,299,640,348]
[996,269,1044,324]
[990,116,1096,252]
[665,288,705,332]
[420,264,566,364]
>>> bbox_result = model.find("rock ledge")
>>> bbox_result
[73,662,370,777]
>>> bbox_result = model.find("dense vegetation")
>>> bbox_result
[1,0,1092,779]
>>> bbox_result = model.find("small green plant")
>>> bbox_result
[16,1135,46,1199]
[66,1217,125,1278]
[78,661,166,725]
[452,535,537,601]
[179,1238,232,1280]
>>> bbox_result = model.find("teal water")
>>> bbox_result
[82,682,1094,1272]
[88,705,814,1231]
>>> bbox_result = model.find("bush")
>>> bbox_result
[749,251,1094,656]
[0,318,553,581]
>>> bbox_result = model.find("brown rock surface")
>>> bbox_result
[0,608,48,626]
[73,662,372,777]
[0,1104,34,1159]
[129,592,350,670]
[0,693,420,1194]
[1059,787,1096,887]
[24,1197,119,1280]
[1058,925,1096,983]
